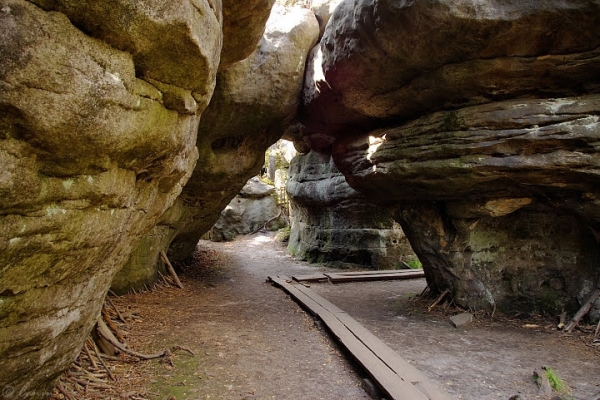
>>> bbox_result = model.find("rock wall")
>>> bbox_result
[209,177,287,242]
[287,151,415,269]
[0,0,223,396]
[299,0,600,314]
[165,4,318,262]
[115,5,319,291]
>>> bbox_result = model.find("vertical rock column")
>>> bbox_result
[287,151,415,269]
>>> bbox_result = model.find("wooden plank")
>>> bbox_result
[270,276,427,400]
[292,273,328,282]
[291,283,446,396]
[268,276,325,317]
[317,310,429,400]
[330,269,424,277]
[333,312,452,400]
[269,276,452,400]
[325,270,425,283]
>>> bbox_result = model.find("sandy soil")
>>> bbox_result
[88,233,600,400]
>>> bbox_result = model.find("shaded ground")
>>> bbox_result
[77,233,600,399]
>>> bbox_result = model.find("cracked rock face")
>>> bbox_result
[300,0,600,313]
[0,0,220,397]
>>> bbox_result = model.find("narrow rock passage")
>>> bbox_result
[125,233,372,399]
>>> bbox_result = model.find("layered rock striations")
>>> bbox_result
[115,5,319,292]
[287,151,415,269]
[300,0,600,313]
[336,96,600,311]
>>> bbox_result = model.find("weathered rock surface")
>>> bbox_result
[334,95,600,312]
[0,0,221,396]
[30,0,223,109]
[209,177,287,242]
[449,313,474,329]
[310,0,343,36]
[302,0,600,136]
[220,0,276,69]
[299,0,600,314]
[165,4,319,261]
[116,4,319,293]
[287,151,415,269]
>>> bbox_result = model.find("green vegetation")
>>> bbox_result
[275,226,291,242]
[534,367,572,400]
[406,259,422,269]
[545,367,568,393]
[395,258,422,270]
[288,243,297,257]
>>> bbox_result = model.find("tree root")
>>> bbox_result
[51,294,193,399]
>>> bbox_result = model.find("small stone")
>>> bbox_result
[533,369,553,397]
[449,313,473,328]
[361,378,380,398]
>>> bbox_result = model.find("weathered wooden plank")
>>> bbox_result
[270,276,427,400]
[292,282,447,399]
[292,273,329,282]
[317,311,430,400]
[268,276,324,317]
[333,312,452,400]
[325,270,425,283]
[329,269,424,276]
[269,276,452,400]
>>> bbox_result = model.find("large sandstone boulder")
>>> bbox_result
[166,4,319,261]
[209,177,287,242]
[335,96,600,311]
[302,0,600,137]
[0,0,220,396]
[116,5,319,292]
[220,0,276,69]
[287,151,415,269]
[299,0,600,314]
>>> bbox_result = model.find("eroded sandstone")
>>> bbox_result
[0,0,220,397]
[209,177,287,242]
[302,0,600,137]
[115,5,319,292]
[287,151,415,269]
[332,95,600,311]
[299,0,600,314]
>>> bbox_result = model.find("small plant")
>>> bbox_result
[406,259,422,269]
[545,367,567,393]
[534,367,572,400]
[275,226,291,242]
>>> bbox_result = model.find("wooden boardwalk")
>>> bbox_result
[268,276,453,400]
[292,269,425,283]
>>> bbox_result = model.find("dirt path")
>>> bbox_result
[120,233,600,400]
[124,234,371,399]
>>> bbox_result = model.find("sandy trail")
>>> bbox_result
[121,233,600,400]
